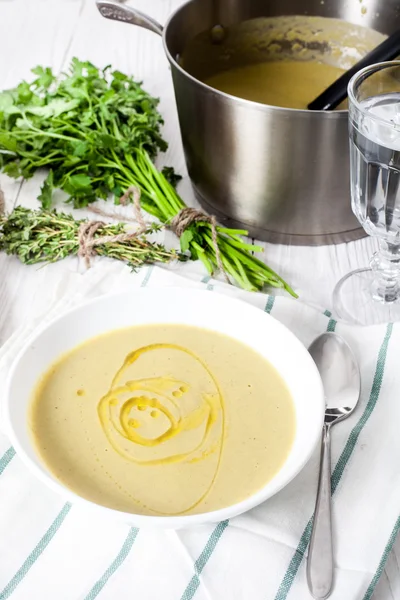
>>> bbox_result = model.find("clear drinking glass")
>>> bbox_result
[334,61,400,325]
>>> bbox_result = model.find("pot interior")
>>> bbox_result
[165,0,397,105]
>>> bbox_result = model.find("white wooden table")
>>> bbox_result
[0,1,398,598]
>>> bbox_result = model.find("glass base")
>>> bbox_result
[334,267,400,325]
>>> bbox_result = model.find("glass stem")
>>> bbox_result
[371,239,400,304]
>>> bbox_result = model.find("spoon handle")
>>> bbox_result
[307,424,334,599]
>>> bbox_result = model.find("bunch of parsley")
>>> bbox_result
[0,58,295,295]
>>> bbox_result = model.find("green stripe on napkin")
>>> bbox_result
[0,447,15,476]
[274,323,393,600]
[201,275,213,290]
[84,528,139,600]
[264,296,275,314]
[180,520,229,600]
[323,310,337,332]
[141,265,154,288]
[332,322,393,493]
[363,516,400,600]
[0,503,71,600]
[327,318,337,333]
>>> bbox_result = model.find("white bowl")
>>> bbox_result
[4,288,324,528]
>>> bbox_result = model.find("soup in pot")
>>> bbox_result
[204,61,346,109]
[181,15,386,110]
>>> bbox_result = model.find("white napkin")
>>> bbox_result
[0,261,398,600]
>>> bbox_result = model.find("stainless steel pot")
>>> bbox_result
[97,0,400,245]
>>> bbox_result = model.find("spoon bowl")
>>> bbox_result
[307,332,361,599]
[309,332,361,424]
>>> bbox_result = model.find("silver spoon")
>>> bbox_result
[307,333,361,599]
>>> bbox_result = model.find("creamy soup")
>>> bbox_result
[181,15,385,110]
[205,61,346,109]
[29,325,295,516]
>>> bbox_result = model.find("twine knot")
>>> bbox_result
[170,207,230,284]
[78,188,148,268]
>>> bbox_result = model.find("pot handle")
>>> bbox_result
[96,0,163,36]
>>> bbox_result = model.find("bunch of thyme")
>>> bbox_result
[0,206,181,268]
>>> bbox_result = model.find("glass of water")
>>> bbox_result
[334,61,400,325]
